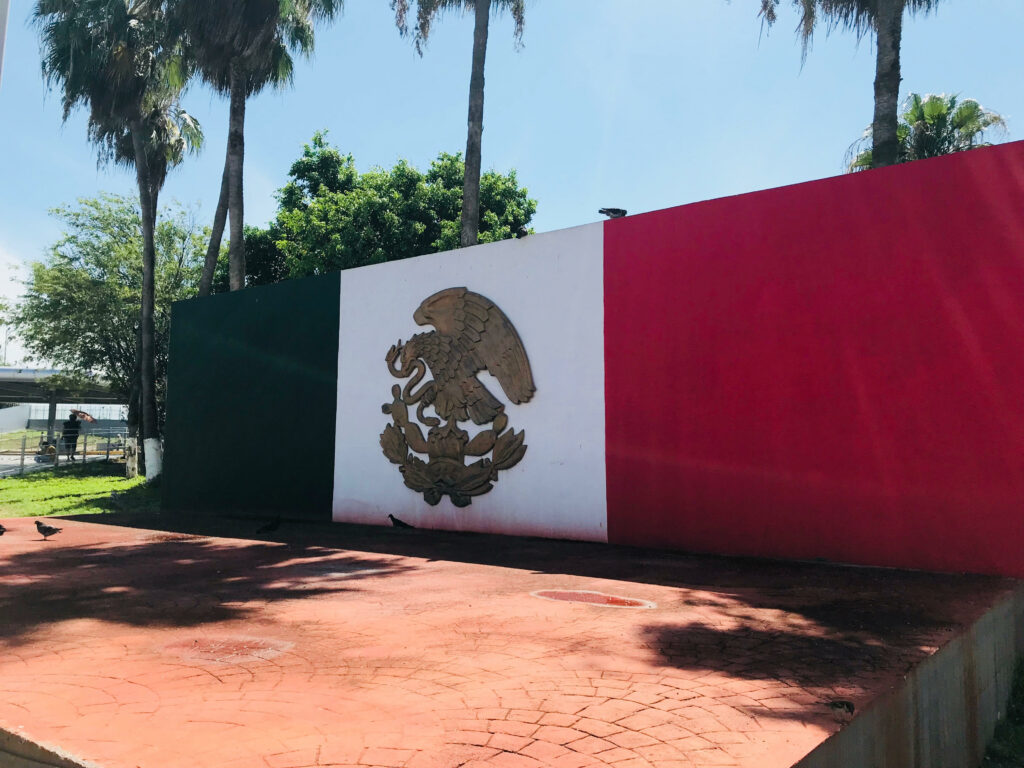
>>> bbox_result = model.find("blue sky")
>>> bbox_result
[0,0,1022,362]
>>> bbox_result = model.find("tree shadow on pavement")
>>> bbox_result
[641,619,894,686]
[56,507,1008,678]
[0,532,413,647]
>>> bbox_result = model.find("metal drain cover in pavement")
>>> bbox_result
[531,589,656,608]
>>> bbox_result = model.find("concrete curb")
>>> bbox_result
[0,727,98,768]
[795,583,1024,768]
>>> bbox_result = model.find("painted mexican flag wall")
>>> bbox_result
[333,140,1024,577]
[166,140,1024,578]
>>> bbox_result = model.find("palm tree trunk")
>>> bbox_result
[198,147,230,297]
[227,60,247,290]
[871,0,905,168]
[460,0,490,248]
[130,119,162,480]
[125,325,142,478]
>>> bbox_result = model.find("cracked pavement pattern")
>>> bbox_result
[0,516,1012,768]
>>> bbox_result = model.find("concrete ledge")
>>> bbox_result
[796,584,1024,768]
[0,728,95,768]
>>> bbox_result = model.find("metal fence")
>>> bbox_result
[0,428,128,477]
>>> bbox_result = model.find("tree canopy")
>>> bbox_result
[13,194,207,426]
[239,132,536,284]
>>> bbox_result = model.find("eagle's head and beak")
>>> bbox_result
[413,289,462,334]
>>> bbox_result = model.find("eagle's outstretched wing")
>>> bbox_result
[414,287,535,424]
[456,289,535,405]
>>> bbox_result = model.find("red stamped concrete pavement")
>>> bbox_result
[0,515,1013,768]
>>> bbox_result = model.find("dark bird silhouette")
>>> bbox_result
[388,514,414,529]
[35,520,62,540]
[826,700,855,714]
[0,523,7,536]
[824,700,855,723]
[599,207,627,219]
[515,224,530,239]
[256,515,282,534]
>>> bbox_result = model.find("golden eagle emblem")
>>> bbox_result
[380,287,535,507]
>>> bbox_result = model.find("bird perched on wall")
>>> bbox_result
[599,207,627,219]
[388,514,415,529]
[0,523,7,536]
[823,699,855,723]
[35,520,62,540]
[516,224,530,239]
[256,515,282,534]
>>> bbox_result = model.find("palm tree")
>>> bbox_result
[174,0,341,294]
[35,0,199,478]
[761,0,942,169]
[392,0,525,247]
[111,90,202,473]
[847,92,1006,171]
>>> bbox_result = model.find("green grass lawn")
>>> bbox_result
[0,461,156,517]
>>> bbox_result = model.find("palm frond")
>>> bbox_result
[392,0,524,54]
[761,0,944,60]
[845,91,1006,171]
[175,0,338,97]
[34,0,198,194]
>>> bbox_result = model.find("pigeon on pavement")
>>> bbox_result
[388,514,414,529]
[0,523,7,536]
[35,520,63,540]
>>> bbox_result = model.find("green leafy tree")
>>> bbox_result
[173,0,341,295]
[35,0,201,478]
[242,225,291,286]
[12,194,205,431]
[245,132,536,282]
[847,92,1006,171]
[209,224,285,292]
[761,0,942,169]
[392,0,525,247]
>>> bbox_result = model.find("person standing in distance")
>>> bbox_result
[61,412,81,461]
